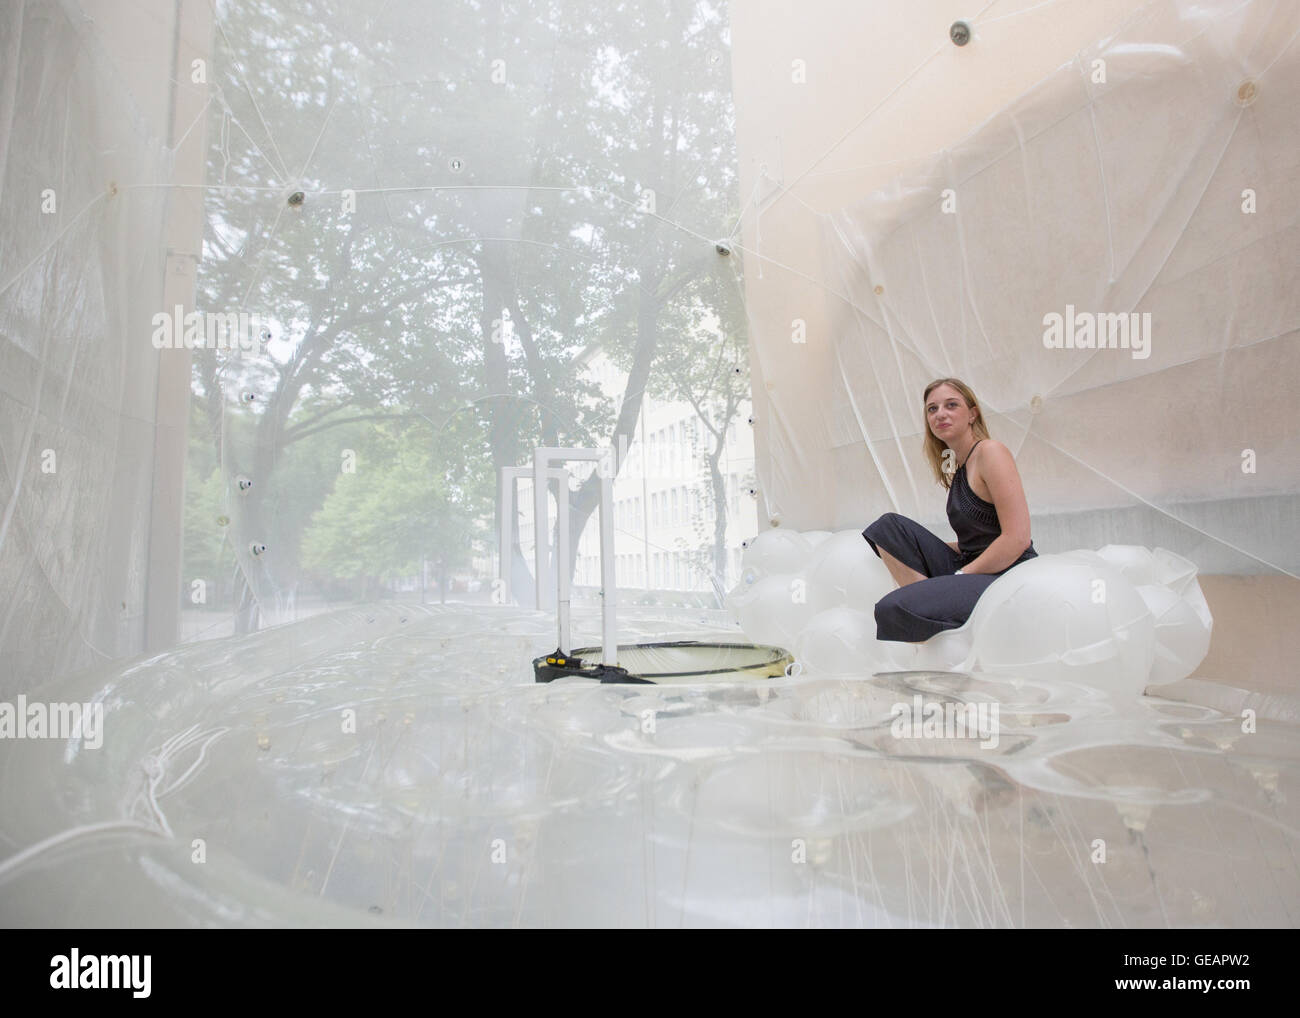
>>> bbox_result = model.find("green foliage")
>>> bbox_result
[184,0,746,607]
[181,459,231,595]
[300,418,488,586]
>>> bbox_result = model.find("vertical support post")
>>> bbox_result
[532,463,551,611]
[555,472,570,654]
[498,467,512,602]
[144,0,215,652]
[599,471,616,665]
[519,447,618,663]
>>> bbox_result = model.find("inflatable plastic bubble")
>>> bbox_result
[1093,545,1164,584]
[740,529,813,578]
[909,625,973,674]
[1137,584,1213,686]
[803,530,895,614]
[726,531,1210,695]
[967,555,1155,694]
[726,574,818,649]
[792,606,892,675]
[1151,549,1203,597]
[1052,549,1110,569]
[802,530,833,548]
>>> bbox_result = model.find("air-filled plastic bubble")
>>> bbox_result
[1094,544,1164,586]
[726,574,817,649]
[910,625,973,673]
[1137,583,1213,686]
[968,555,1155,694]
[740,529,813,578]
[726,532,1210,693]
[792,606,887,675]
[1151,548,1204,598]
[804,530,894,614]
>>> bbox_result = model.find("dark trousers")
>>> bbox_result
[862,512,1035,642]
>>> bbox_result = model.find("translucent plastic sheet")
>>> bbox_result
[2,0,1299,929]
[1,0,752,680]
[797,0,1300,577]
[191,1,749,635]
[1,603,1296,927]
[0,0,172,684]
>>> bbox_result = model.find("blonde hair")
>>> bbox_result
[922,377,991,489]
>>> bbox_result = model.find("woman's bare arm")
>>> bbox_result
[961,441,1032,574]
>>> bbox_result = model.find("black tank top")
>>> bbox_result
[946,440,1037,567]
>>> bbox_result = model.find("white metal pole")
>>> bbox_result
[533,447,605,615]
[498,468,512,601]
[599,471,617,665]
[528,447,617,663]
[554,469,571,654]
[499,465,572,650]
[532,460,549,611]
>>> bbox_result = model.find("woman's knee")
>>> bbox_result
[864,511,903,532]
[862,512,903,548]
[874,589,911,639]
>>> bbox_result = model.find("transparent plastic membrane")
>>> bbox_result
[1,0,1298,927]
[807,0,1300,578]
[0,3,171,682]
[1,603,1296,926]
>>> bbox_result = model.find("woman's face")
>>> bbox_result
[925,385,974,441]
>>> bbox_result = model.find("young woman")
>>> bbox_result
[862,377,1038,642]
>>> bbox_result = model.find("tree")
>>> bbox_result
[300,417,489,600]
[188,0,744,625]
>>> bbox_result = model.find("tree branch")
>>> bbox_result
[282,411,413,445]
